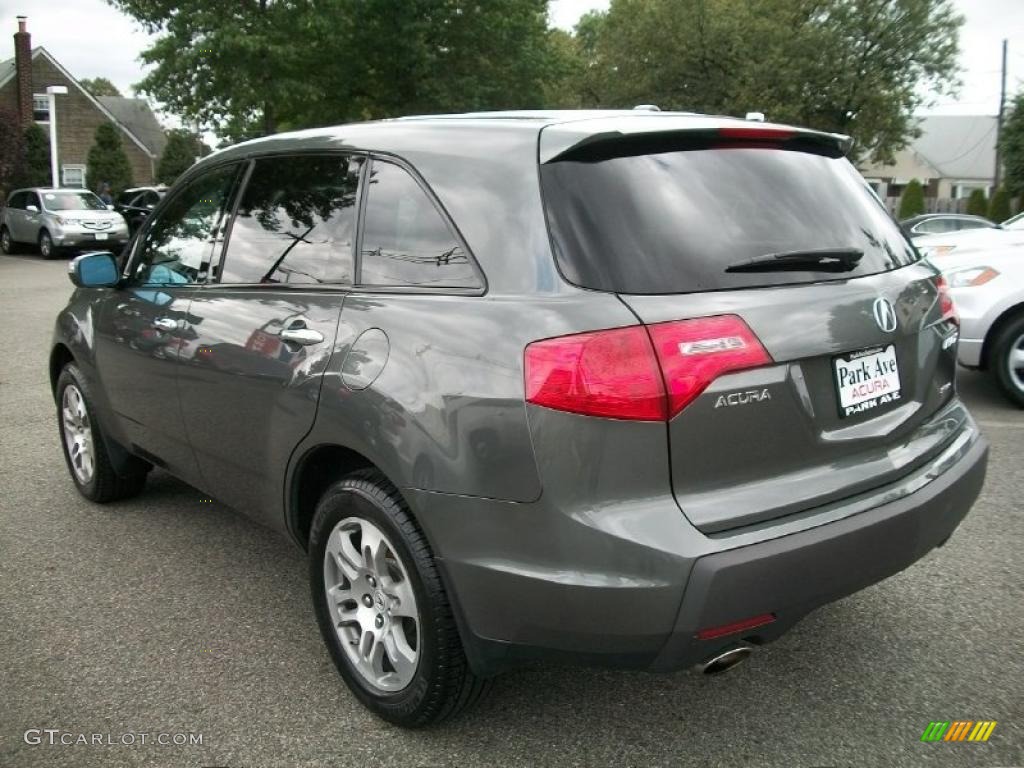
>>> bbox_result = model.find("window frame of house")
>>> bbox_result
[61,165,87,189]
[32,93,50,123]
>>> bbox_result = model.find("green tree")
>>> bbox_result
[540,28,585,108]
[565,0,962,163]
[157,129,200,183]
[899,179,926,219]
[965,188,988,217]
[86,122,133,195]
[80,77,122,97]
[0,108,26,198]
[1000,91,1024,200]
[988,185,1011,223]
[108,0,553,141]
[23,124,51,187]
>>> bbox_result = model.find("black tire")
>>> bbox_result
[39,229,58,259]
[0,226,16,255]
[991,314,1024,408]
[309,469,490,727]
[56,363,149,502]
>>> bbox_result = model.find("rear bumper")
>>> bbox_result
[651,428,987,670]
[412,411,987,677]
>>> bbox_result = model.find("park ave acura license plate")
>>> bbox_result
[833,344,902,418]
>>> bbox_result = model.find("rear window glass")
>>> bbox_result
[541,146,919,294]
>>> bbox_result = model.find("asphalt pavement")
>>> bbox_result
[1,253,1022,768]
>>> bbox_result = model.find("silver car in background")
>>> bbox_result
[935,245,1024,406]
[915,211,1024,258]
[1,188,129,259]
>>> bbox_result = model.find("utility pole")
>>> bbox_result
[994,39,1008,191]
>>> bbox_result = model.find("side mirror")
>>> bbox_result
[26,204,39,213]
[69,252,119,288]
[107,204,116,211]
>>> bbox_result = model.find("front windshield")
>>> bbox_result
[1003,212,1024,230]
[42,191,107,212]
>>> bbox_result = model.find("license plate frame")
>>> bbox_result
[94,232,109,241]
[832,344,902,419]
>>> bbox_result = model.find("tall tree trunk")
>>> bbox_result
[263,102,276,136]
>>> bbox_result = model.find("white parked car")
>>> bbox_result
[916,212,1024,259]
[935,243,1024,406]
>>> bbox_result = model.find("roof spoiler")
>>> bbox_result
[540,118,853,163]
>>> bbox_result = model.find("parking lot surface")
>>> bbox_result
[1,254,1022,768]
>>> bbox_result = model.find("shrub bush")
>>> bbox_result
[898,179,925,219]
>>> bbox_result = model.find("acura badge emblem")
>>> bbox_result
[872,297,898,333]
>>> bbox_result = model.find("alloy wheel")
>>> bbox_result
[1007,331,1024,394]
[39,232,52,258]
[323,517,420,692]
[61,384,95,484]
[1,229,10,254]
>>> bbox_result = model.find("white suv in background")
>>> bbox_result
[916,212,1024,260]
[1,188,129,259]
[935,244,1024,406]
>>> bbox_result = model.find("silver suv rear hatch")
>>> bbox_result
[539,119,961,533]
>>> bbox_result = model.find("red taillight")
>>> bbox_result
[696,613,776,641]
[524,315,771,421]
[648,315,772,417]
[936,276,958,325]
[524,325,667,421]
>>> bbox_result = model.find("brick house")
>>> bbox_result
[0,16,165,189]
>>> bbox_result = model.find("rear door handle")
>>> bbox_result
[280,327,324,346]
[153,317,178,332]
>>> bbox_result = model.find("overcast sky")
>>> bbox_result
[1,0,1021,123]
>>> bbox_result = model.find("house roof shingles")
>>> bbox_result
[97,95,168,157]
[0,55,14,86]
[912,115,997,181]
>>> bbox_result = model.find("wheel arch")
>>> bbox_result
[288,443,382,550]
[49,343,75,398]
[980,301,1024,370]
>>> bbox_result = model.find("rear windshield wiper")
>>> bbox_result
[725,248,864,274]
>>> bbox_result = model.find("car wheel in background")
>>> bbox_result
[309,469,490,727]
[38,229,57,259]
[991,314,1024,408]
[56,363,149,501]
[1,226,16,255]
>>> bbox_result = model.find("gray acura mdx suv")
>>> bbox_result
[51,111,988,727]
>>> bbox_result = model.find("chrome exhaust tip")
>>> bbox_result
[701,645,753,675]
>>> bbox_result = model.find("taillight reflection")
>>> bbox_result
[935,276,958,325]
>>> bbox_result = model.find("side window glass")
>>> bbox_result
[219,154,361,284]
[360,160,478,288]
[6,192,23,209]
[27,193,41,210]
[130,164,238,286]
[143,191,161,208]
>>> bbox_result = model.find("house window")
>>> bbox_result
[62,165,86,188]
[33,94,49,122]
